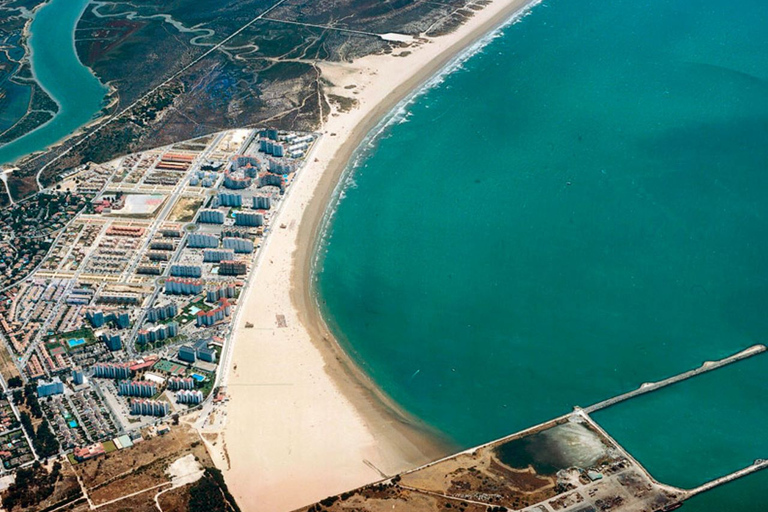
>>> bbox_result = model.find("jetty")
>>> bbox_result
[302,344,768,512]
[583,344,766,413]
[686,459,768,498]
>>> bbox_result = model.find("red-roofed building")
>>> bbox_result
[73,443,105,461]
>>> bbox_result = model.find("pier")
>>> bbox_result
[686,459,768,498]
[303,345,768,512]
[583,344,766,413]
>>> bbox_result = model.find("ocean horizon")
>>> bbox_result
[316,0,768,508]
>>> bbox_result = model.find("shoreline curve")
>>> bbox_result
[293,0,543,465]
[219,1,541,510]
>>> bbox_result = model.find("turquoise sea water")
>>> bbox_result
[0,0,107,167]
[317,0,768,508]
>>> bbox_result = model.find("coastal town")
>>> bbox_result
[0,0,766,508]
[0,128,316,509]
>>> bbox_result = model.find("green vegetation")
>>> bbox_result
[0,110,54,145]
[0,461,64,511]
[187,467,241,512]
[8,376,23,388]
[327,94,359,113]
[20,412,60,459]
[33,419,60,458]
[24,384,42,418]
[178,300,212,325]
[102,440,118,453]
[195,371,215,399]
[47,327,96,349]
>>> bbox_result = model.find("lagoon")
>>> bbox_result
[0,0,107,167]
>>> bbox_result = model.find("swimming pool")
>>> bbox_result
[191,373,206,382]
[67,338,86,348]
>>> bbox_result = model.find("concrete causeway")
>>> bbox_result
[583,344,767,414]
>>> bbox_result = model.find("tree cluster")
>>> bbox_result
[187,467,241,512]
[19,412,60,458]
[1,461,61,510]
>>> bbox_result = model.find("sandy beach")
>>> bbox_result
[217,1,539,510]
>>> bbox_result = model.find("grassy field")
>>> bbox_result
[0,340,21,383]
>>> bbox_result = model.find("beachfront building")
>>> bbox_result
[118,380,157,397]
[203,248,235,263]
[286,142,309,159]
[170,264,203,278]
[234,211,263,227]
[176,390,204,405]
[197,346,217,363]
[198,209,225,224]
[259,138,285,157]
[283,133,314,145]
[196,299,231,327]
[268,158,297,175]
[206,283,237,303]
[222,228,251,240]
[219,260,247,276]
[37,377,64,397]
[261,128,279,141]
[223,169,253,189]
[187,233,219,249]
[168,377,195,391]
[130,399,169,417]
[165,278,204,295]
[223,237,254,254]
[258,172,285,191]
[252,195,271,210]
[178,345,196,363]
[217,193,243,208]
